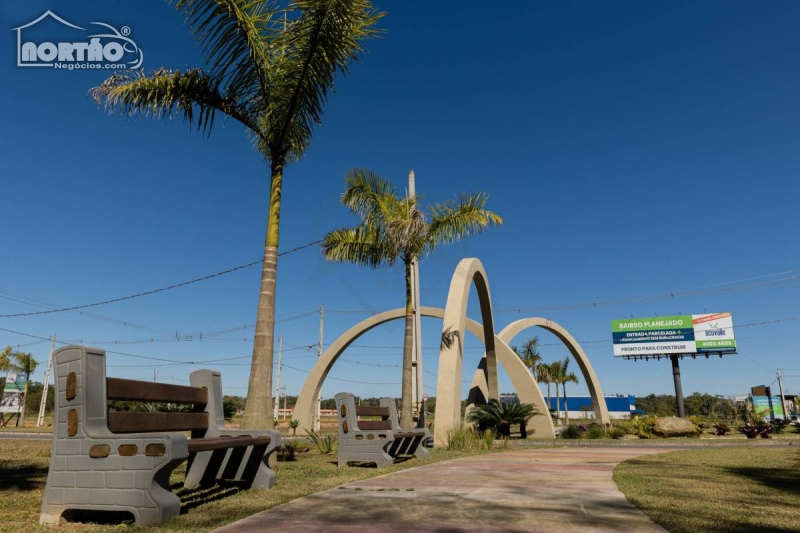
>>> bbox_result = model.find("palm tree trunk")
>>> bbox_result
[547,383,551,417]
[554,383,560,422]
[241,161,283,429]
[400,260,414,429]
[563,385,568,424]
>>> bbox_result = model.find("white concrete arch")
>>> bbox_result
[469,318,611,425]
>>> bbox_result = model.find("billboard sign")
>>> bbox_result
[0,373,27,413]
[752,396,784,420]
[612,312,736,357]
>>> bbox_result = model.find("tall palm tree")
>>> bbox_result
[90,0,385,429]
[549,360,564,422]
[535,361,553,415]
[322,169,503,428]
[10,352,38,425]
[0,346,11,372]
[514,337,542,381]
[555,357,578,424]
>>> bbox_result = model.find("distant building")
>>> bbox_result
[500,394,643,419]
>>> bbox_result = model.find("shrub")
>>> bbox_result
[560,424,583,439]
[306,430,338,454]
[626,416,657,439]
[279,441,301,461]
[445,425,499,451]
[770,418,791,434]
[712,422,731,436]
[584,424,606,439]
[607,426,626,440]
[465,400,541,438]
[288,419,301,435]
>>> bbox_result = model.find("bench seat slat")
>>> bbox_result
[393,431,426,438]
[187,435,271,453]
[108,412,209,433]
[107,377,207,405]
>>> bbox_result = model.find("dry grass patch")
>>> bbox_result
[614,446,800,533]
[0,439,488,533]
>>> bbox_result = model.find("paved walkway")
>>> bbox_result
[213,446,673,533]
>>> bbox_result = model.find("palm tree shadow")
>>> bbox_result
[725,466,800,492]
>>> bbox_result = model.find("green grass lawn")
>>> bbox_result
[614,446,800,533]
[0,439,489,533]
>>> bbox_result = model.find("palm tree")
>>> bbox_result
[0,346,11,372]
[10,352,38,425]
[90,0,385,429]
[535,361,553,416]
[465,399,540,438]
[322,169,503,428]
[549,360,564,422]
[514,337,542,381]
[555,357,578,424]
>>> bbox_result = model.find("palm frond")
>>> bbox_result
[321,225,394,268]
[387,208,427,258]
[173,0,283,105]
[341,168,398,223]
[268,0,385,160]
[90,68,262,140]
[427,192,503,249]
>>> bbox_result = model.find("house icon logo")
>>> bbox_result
[12,10,143,70]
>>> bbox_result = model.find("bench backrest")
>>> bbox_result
[353,405,392,430]
[53,345,218,439]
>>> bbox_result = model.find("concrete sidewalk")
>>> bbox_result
[213,446,672,533]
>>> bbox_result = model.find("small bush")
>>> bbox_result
[279,441,302,461]
[445,425,500,451]
[288,419,300,436]
[627,416,657,439]
[770,418,791,434]
[584,424,606,439]
[712,422,731,436]
[607,426,626,440]
[306,430,338,454]
[560,424,583,439]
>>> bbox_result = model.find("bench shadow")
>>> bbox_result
[0,462,49,491]
[177,481,249,514]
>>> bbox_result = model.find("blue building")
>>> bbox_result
[500,394,643,419]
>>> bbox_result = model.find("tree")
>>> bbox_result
[556,357,578,424]
[322,169,503,427]
[10,352,38,425]
[548,360,563,421]
[465,399,541,438]
[513,337,542,381]
[535,362,553,416]
[90,0,385,429]
[0,345,11,372]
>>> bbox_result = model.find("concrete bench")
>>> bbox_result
[40,345,281,526]
[335,392,432,468]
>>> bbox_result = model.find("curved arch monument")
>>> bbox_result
[293,258,609,446]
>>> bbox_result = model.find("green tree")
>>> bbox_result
[513,336,542,381]
[322,169,503,427]
[90,0,385,429]
[535,362,553,415]
[10,352,38,425]
[548,360,564,421]
[0,345,11,372]
[465,399,541,438]
[556,357,578,424]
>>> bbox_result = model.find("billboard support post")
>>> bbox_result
[671,355,686,418]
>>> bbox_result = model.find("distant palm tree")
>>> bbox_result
[90,0,385,430]
[555,357,578,424]
[10,352,38,425]
[0,345,11,372]
[536,362,553,415]
[549,360,564,422]
[322,169,503,428]
[465,399,541,438]
[513,337,542,381]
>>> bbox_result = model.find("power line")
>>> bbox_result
[0,240,322,318]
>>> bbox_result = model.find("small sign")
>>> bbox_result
[422,394,428,402]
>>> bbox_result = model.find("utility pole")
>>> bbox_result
[777,368,788,420]
[282,385,288,420]
[315,305,324,431]
[408,170,424,428]
[273,336,283,421]
[36,334,56,427]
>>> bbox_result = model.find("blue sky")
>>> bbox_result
[1,1,799,404]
